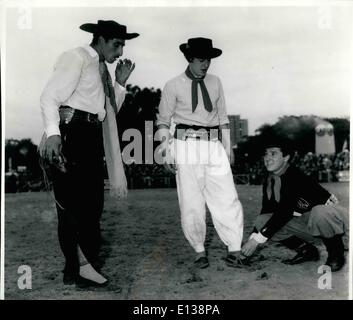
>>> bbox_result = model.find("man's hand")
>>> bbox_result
[241,238,259,257]
[219,124,234,166]
[155,125,176,175]
[227,147,235,166]
[115,59,135,87]
[43,135,64,164]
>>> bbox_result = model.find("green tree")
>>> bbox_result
[5,138,41,179]
[324,117,350,152]
[238,115,350,162]
[116,85,162,162]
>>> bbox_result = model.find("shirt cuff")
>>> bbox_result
[155,118,171,128]
[97,110,106,121]
[219,119,230,126]
[249,232,268,244]
[115,81,127,91]
[45,124,61,138]
[325,194,339,206]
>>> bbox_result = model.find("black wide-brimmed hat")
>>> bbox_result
[80,20,139,40]
[179,37,222,59]
[263,134,295,157]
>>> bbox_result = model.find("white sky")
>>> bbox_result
[2,1,353,144]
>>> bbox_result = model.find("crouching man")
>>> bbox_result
[242,136,349,272]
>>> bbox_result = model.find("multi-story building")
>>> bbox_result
[228,115,248,148]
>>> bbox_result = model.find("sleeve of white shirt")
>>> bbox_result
[40,50,84,137]
[155,80,177,128]
[113,82,127,113]
[215,77,230,126]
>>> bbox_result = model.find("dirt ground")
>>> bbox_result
[4,183,349,300]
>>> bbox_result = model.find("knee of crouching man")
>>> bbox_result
[310,205,328,221]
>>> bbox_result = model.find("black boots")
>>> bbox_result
[280,235,346,271]
[322,234,345,272]
[280,235,309,250]
[281,236,320,265]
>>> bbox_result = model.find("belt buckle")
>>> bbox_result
[87,113,96,123]
[184,129,197,140]
[185,128,208,141]
[59,107,75,125]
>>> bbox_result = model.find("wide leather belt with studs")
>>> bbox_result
[174,123,220,141]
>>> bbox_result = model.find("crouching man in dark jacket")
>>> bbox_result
[242,136,349,272]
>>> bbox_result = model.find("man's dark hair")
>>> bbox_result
[263,135,295,159]
[183,53,194,63]
[91,33,115,45]
[183,53,212,62]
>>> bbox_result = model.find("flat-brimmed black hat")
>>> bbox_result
[80,20,139,40]
[179,37,222,59]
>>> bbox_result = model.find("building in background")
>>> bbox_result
[228,115,249,148]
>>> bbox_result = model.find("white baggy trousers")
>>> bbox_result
[170,138,244,253]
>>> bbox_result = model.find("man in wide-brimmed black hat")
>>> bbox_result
[156,37,244,269]
[40,20,139,288]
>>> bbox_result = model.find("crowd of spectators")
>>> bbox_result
[122,150,350,187]
[234,150,350,185]
[124,162,176,189]
[5,150,350,192]
[291,150,350,182]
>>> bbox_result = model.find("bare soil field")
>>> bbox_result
[4,183,349,300]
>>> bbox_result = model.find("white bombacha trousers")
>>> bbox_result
[170,138,244,253]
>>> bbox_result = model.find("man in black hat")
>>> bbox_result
[241,136,349,272]
[156,37,244,269]
[40,20,139,287]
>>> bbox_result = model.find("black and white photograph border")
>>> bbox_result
[1,0,352,301]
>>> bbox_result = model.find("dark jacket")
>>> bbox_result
[259,165,331,239]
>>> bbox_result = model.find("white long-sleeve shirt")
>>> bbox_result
[40,45,126,137]
[156,72,230,128]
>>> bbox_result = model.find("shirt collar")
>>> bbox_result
[188,67,202,79]
[181,72,208,81]
[83,44,99,59]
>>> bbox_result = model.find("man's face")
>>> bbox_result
[101,37,125,63]
[263,147,289,173]
[189,57,211,77]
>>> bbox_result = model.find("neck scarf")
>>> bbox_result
[185,66,213,112]
[266,163,289,202]
[99,61,118,114]
[99,61,127,198]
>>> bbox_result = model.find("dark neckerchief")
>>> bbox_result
[266,163,290,202]
[184,66,213,112]
[99,60,118,113]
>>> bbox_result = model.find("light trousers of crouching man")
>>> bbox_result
[254,204,349,249]
[170,138,244,253]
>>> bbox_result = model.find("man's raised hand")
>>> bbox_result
[115,59,135,87]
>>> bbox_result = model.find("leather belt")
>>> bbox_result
[59,106,100,125]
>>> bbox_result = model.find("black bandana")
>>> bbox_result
[185,67,213,112]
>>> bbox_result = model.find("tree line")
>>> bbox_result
[5,84,350,190]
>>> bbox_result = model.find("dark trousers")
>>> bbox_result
[51,120,104,276]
